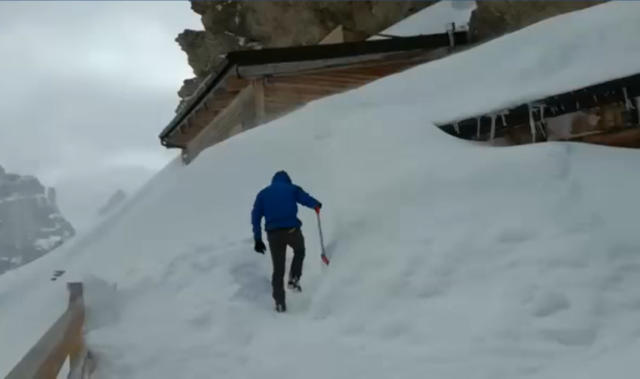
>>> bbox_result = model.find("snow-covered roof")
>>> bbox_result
[374,0,475,38]
[160,31,469,162]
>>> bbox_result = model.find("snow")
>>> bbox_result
[9,256,23,266]
[2,2,640,378]
[373,0,475,38]
[34,235,63,251]
[0,193,33,204]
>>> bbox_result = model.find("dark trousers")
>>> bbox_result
[267,227,305,304]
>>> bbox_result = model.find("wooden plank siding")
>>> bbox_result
[184,82,259,162]
[438,72,640,144]
[571,127,640,148]
[175,53,446,162]
[159,32,470,163]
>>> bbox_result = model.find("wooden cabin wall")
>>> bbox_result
[501,101,640,147]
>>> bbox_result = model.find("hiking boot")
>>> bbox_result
[275,302,287,313]
[287,277,302,292]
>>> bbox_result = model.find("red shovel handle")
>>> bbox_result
[317,212,329,266]
[321,254,330,266]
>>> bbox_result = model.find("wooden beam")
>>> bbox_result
[295,71,383,83]
[267,79,361,93]
[190,105,215,127]
[262,48,445,79]
[225,76,250,92]
[265,100,307,112]
[236,48,446,79]
[265,91,332,105]
[253,79,266,126]
[267,82,349,98]
[268,103,303,113]
[335,63,416,75]
[319,25,344,45]
[170,57,420,154]
[267,73,371,89]
[162,32,470,145]
[438,72,640,140]
[228,32,468,68]
[6,283,93,379]
[264,103,305,124]
[184,83,258,163]
[290,75,373,86]
[572,126,640,147]
[269,99,303,108]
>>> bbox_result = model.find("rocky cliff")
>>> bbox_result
[175,0,433,108]
[175,0,606,109]
[469,0,605,42]
[0,165,75,275]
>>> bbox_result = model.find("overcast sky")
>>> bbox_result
[0,1,201,229]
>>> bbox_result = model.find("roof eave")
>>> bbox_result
[159,58,235,143]
[159,31,470,146]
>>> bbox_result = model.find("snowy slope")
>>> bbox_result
[375,0,475,37]
[2,2,640,378]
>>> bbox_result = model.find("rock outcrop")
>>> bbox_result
[175,0,433,108]
[0,166,75,275]
[468,1,605,42]
[175,0,607,109]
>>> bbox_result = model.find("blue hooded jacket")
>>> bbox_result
[251,171,321,240]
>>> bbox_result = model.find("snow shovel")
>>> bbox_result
[316,211,330,266]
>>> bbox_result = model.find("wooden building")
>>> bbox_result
[159,30,469,163]
[438,73,640,147]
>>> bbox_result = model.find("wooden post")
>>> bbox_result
[447,23,456,48]
[528,104,537,143]
[184,83,258,162]
[67,282,83,306]
[253,79,266,127]
[5,283,88,379]
[66,283,86,376]
[319,25,344,45]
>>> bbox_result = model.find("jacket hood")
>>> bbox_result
[272,170,292,184]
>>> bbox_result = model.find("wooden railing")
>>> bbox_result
[5,282,96,379]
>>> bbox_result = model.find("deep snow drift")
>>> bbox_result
[2,2,640,378]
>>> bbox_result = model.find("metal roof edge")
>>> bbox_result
[159,31,469,145]
[159,58,234,143]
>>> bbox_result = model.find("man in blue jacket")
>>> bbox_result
[251,170,321,313]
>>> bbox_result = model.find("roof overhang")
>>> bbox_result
[438,72,640,141]
[159,31,469,160]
